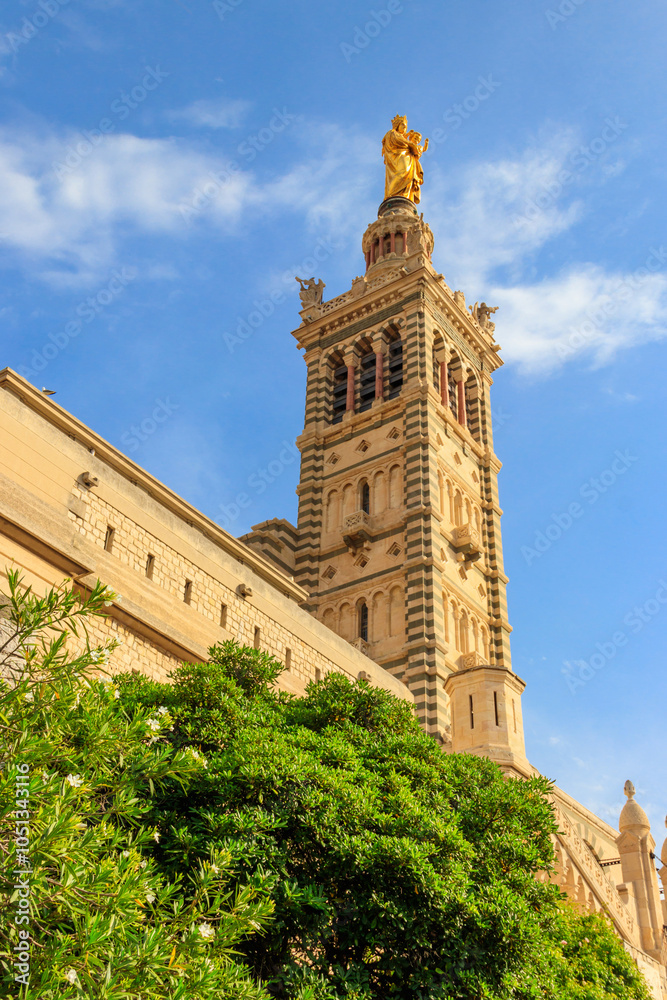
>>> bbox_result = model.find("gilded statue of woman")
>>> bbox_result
[381,115,429,204]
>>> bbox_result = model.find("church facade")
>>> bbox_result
[1,124,665,995]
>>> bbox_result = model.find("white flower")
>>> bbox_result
[153,831,160,842]
[187,748,208,768]
[147,736,158,746]
[146,892,156,904]
[210,864,220,874]
[122,850,130,858]
[24,691,34,702]
[66,968,78,984]
[66,774,83,788]
[198,922,215,940]
[41,772,49,783]
[114,689,120,699]
[157,706,169,715]
[147,718,161,731]
[140,860,147,869]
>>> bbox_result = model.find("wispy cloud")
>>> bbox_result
[0,119,375,287]
[167,97,251,129]
[426,127,667,375]
[0,115,663,372]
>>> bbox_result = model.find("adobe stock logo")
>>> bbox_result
[521,450,638,566]
[340,2,404,63]
[562,580,667,694]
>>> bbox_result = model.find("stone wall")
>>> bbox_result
[0,368,413,703]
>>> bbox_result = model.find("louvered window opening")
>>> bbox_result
[386,340,403,399]
[332,364,347,423]
[358,352,376,412]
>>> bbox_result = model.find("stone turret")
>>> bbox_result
[616,781,664,961]
[444,658,529,776]
[361,196,433,274]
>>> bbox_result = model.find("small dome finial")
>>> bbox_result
[619,780,650,835]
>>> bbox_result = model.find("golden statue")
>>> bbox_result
[382,115,429,204]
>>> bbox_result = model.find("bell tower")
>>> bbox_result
[244,119,525,765]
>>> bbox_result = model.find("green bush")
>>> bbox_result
[0,571,273,999]
[0,572,651,999]
[119,643,652,999]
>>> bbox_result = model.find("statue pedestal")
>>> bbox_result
[378,196,419,218]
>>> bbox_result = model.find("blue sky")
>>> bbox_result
[2,0,666,838]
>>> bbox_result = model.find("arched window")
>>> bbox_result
[454,490,463,527]
[371,591,387,642]
[360,480,370,514]
[331,354,347,423]
[388,464,401,508]
[358,346,375,412]
[373,469,386,513]
[386,334,403,399]
[359,602,369,641]
[325,490,340,532]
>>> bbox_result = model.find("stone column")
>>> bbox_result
[457,379,466,428]
[346,366,355,413]
[390,231,396,255]
[374,352,384,399]
[439,361,448,407]
[365,250,370,271]
[444,662,529,777]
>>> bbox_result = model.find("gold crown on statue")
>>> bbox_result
[391,114,407,128]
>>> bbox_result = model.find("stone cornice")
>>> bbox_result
[292,258,504,374]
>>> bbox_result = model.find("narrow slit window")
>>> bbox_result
[145,554,155,579]
[469,694,475,730]
[359,602,369,642]
[104,526,115,552]
[254,626,261,649]
[493,690,499,727]
[220,603,228,628]
[183,580,192,605]
[285,647,292,671]
[360,481,370,515]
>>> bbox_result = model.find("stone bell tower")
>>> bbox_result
[244,122,526,766]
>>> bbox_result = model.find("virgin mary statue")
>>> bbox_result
[381,115,429,204]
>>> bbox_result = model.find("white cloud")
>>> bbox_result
[167,98,252,130]
[0,116,663,372]
[429,132,585,290]
[0,120,377,287]
[426,129,667,375]
[490,263,667,376]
